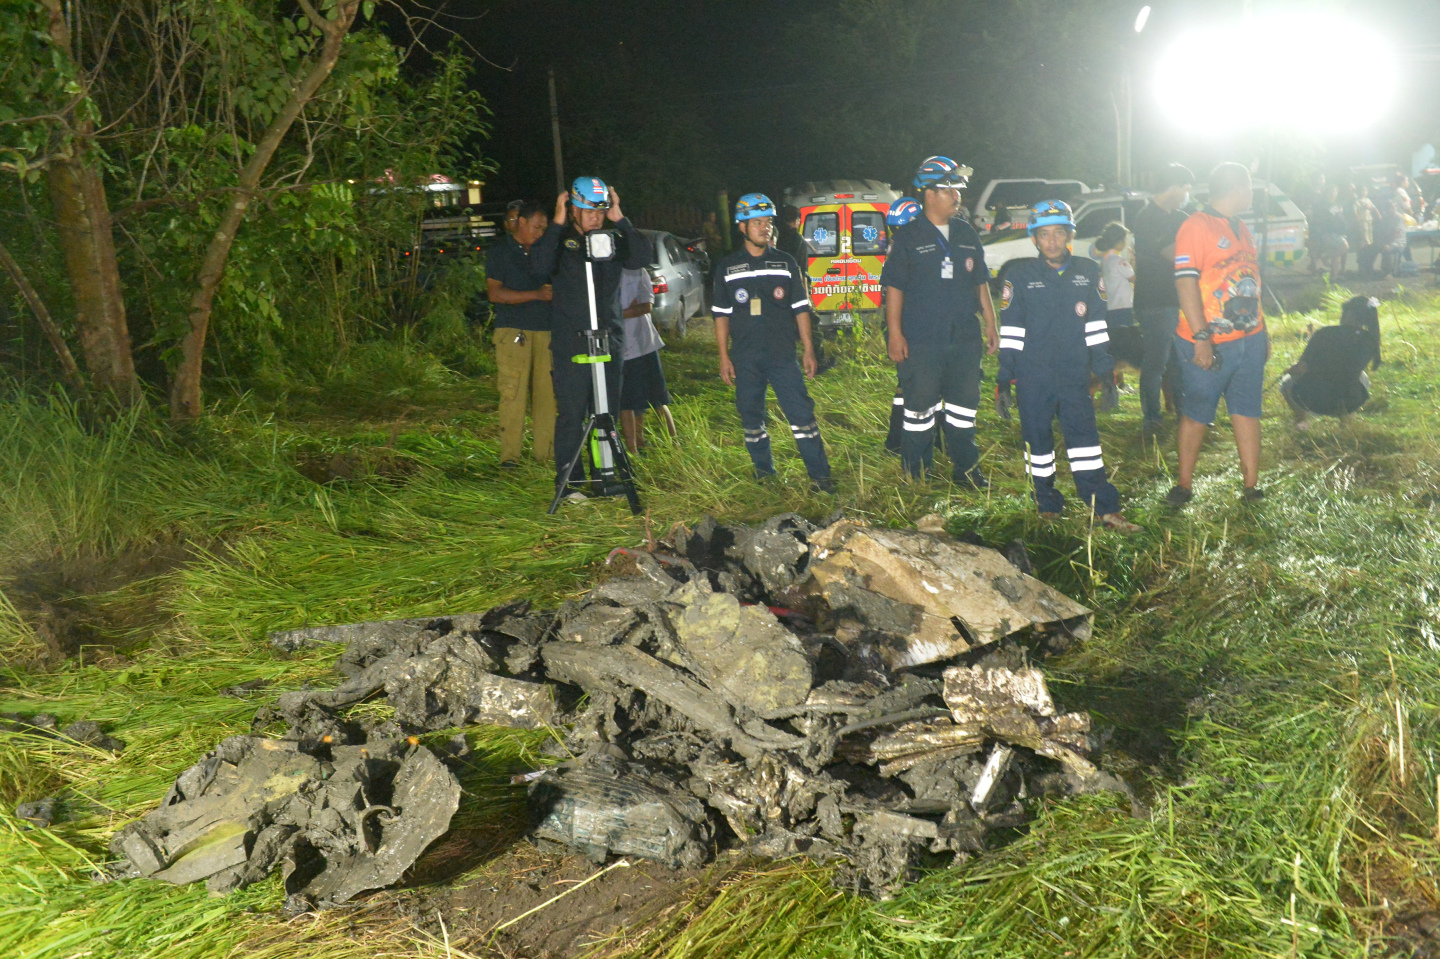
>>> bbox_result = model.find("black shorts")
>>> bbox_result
[620,351,671,412]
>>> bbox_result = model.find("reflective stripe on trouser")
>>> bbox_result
[733,353,831,481]
[896,341,982,479]
[1016,379,1121,515]
[494,328,555,462]
[551,332,624,488]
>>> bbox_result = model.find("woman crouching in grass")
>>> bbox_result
[1279,295,1382,431]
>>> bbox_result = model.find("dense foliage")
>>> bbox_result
[0,0,492,406]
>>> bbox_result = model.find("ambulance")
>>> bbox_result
[782,179,902,332]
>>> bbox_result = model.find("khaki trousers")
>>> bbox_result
[493,327,555,462]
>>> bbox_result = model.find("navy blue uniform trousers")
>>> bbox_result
[1017,380,1120,515]
[733,352,830,481]
[897,342,982,480]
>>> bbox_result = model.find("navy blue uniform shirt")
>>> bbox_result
[997,256,1114,387]
[711,247,811,356]
[879,216,988,347]
[485,236,553,332]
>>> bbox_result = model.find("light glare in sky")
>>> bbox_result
[1154,15,1397,136]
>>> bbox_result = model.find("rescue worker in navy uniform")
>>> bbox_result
[530,176,654,500]
[711,193,834,492]
[883,196,921,455]
[881,156,999,486]
[995,201,1140,532]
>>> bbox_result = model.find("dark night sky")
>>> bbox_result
[429,0,1440,205]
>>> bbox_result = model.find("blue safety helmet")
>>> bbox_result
[734,192,777,223]
[886,197,921,226]
[570,176,611,210]
[913,155,971,191]
[1027,199,1076,235]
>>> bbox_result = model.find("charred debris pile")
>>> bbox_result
[100,512,1128,904]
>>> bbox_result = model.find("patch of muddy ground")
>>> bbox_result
[3,538,213,668]
[388,842,717,959]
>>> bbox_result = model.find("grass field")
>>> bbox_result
[4,288,1440,958]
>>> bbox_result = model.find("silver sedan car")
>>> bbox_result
[640,230,704,336]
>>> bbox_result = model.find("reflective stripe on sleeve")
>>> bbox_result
[1085,332,1110,346]
[724,269,792,282]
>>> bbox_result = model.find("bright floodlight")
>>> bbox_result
[1134,5,1151,33]
[1154,14,1397,135]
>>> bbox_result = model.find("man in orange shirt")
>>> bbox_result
[1168,162,1269,507]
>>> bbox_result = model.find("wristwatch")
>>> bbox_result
[1192,325,1214,342]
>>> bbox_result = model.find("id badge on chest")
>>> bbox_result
[749,297,762,316]
[941,256,954,279]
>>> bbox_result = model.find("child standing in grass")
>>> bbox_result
[1093,222,1135,329]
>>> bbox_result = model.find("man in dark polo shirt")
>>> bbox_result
[485,200,554,466]
[1131,163,1193,442]
[880,155,998,486]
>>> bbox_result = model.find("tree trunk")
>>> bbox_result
[47,157,140,403]
[38,0,139,405]
[169,0,359,422]
[0,237,85,391]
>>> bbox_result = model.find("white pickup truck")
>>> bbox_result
[974,179,1309,281]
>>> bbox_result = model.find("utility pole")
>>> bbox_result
[548,68,565,195]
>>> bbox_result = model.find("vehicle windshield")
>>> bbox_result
[851,211,887,255]
[984,181,1086,213]
[803,212,839,256]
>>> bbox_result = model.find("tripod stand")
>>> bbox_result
[548,257,642,515]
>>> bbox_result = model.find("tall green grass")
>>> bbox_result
[2,290,1439,958]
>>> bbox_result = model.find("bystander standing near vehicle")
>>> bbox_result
[1169,162,1269,507]
[881,156,998,487]
[1131,163,1193,443]
[486,200,555,466]
[1307,184,1350,279]
[778,204,830,374]
[1345,183,1378,272]
[530,177,654,501]
[617,267,677,455]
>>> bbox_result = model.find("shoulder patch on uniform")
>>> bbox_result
[1001,280,1015,309]
[564,238,579,250]
[1076,301,1088,317]
[734,288,750,303]
[1098,276,1107,301]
